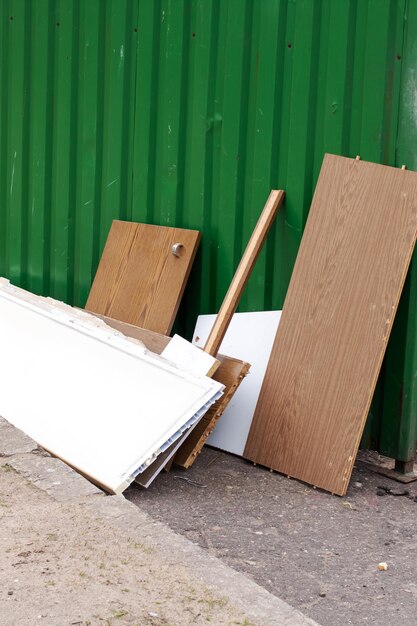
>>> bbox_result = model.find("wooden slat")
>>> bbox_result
[204,190,285,356]
[174,356,251,468]
[85,221,200,334]
[173,191,282,466]
[244,155,417,496]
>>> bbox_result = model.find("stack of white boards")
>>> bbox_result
[0,279,223,494]
[193,311,281,456]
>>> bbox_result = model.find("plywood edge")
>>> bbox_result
[174,358,251,468]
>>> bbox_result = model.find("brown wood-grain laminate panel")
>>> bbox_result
[85,221,200,334]
[174,356,250,468]
[244,154,417,495]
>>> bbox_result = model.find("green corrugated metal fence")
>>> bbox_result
[1,0,416,463]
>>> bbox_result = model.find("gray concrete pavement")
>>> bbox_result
[0,417,317,626]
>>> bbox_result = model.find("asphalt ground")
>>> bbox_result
[127,446,417,626]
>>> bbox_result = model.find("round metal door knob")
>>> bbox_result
[171,243,184,257]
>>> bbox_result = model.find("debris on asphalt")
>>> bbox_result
[173,476,207,488]
[376,486,410,497]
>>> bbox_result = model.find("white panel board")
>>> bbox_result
[0,280,222,494]
[161,334,218,377]
[193,311,281,455]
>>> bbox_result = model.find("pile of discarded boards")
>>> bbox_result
[1,154,417,497]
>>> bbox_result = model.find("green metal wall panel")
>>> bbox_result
[378,0,417,462]
[0,0,416,459]
[0,0,139,305]
[0,0,406,310]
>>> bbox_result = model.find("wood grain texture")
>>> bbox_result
[244,155,417,496]
[204,190,285,356]
[85,221,200,334]
[174,356,251,468]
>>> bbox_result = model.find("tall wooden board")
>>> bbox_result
[244,155,417,496]
[85,221,200,334]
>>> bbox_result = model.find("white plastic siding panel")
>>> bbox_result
[0,280,223,493]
